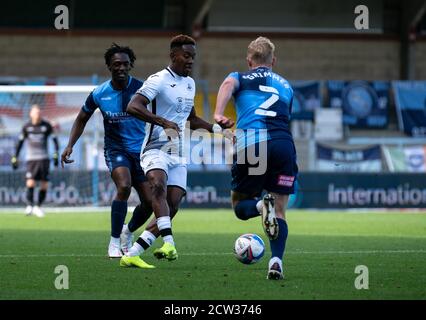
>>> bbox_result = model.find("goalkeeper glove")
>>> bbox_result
[53,152,59,167]
[11,156,18,170]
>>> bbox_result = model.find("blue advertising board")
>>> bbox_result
[1,171,425,209]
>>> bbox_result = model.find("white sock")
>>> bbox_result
[122,224,131,235]
[126,231,157,257]
[162,235,174,245]
[140,230,157,247]
[157,216,174,246]
[256,200,263,214]
[269,257,282,269]
[110,236,120,246]
[157,216,172,229]
[126,242,143,257]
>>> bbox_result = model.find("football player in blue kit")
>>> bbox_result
[61,44,152,258]
[214,37,298,280]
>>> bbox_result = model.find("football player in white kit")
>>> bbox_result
[120,35,232,269]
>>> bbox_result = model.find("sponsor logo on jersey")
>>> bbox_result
[277,175,295,187]
[28,133,44,141]
[105,111,130,118]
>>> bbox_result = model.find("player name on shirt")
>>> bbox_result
[242,71,289,87]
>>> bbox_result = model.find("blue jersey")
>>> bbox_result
[82,77,145,153]
[229,67,294,150]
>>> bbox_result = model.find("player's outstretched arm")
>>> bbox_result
[127,94,180,132]
[188,107,215,131]
[61,109,91,167]
[214,77,236,129]
[188,107,234,140]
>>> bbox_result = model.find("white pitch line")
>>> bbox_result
[0,249,425,258]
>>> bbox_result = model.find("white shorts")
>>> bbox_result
[141,149,187,191]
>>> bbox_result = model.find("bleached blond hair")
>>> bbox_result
[247,36,275,65]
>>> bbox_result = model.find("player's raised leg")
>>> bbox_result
[230,190,281,242]
[228,149,267,223]
[231,190,263,221]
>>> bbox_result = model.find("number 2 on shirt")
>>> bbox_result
[254,85,278,117]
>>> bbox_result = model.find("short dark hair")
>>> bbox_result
[104,43,136,67]
[170,34,196,50]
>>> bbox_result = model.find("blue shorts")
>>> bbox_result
[231,139,298,196]
[104,149,146,185]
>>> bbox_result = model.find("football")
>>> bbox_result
[234,233,265,264]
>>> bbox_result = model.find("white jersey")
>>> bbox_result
[136,67,195,157]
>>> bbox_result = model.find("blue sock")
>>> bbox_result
[234,199,259,221]
[270,218,288,260]
[111,200,128,238]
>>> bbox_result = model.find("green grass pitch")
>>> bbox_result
[0,209,425,300]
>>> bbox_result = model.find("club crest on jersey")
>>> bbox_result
[187,83,192,91]
[176,97,183,113]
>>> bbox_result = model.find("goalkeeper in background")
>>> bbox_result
[11,104,59,218]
